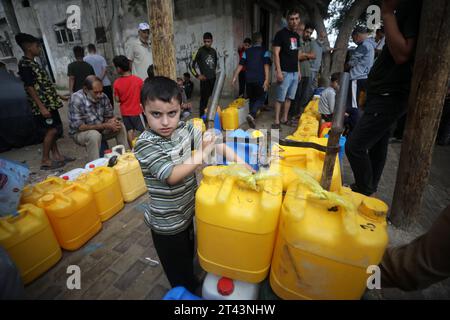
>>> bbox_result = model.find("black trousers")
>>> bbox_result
[151,221,198,293]
[238,71,246,97]
[199,78,216,117]
[290,76,313,118]
[345,94,407,195]
[246,82,265,118]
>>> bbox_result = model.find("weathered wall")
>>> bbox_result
[7,0,281,96]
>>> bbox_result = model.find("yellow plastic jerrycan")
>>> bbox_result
[270,174,389,300]
[196,165,283,283]
[0,204,61,284]
[20,177,68,205]
[221,107,239,130]
[76,167,124,222]
[269,138,342,192]
[37,183,102,251]
[191,117,206,133]
[114,152,147,202]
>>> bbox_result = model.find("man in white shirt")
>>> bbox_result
[126,22,153,81]
[84,44,113,103]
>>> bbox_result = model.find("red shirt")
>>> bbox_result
[113,75,144,116]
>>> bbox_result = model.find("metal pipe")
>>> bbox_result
[320,72,350,190]
[206,51,227,130]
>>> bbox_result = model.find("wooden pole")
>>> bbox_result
[390,0,450,230]
[147,0,177,79]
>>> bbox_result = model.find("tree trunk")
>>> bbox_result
[147,0,176,79]
[390,0,450,230]
[329,0,371,74]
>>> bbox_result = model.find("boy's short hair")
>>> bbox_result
[305,23,315,31]
[251,32,262,44]
[87,43,96,52]
[183,72,190,79]
[113,55,130,72]
[331,72,340,83]
[286,8,301,19]
[203,32,213,40]
[15,33,39,51]
[73,46,84,59]
[244,38,252,45]
[141,76,182,107]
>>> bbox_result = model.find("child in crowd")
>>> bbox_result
[183,72,194,99]
[113,55,145,147]
[318,72,340,122]
[134,76,250,293]
[177,77,192,120]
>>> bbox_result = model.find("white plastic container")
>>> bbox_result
[237,101,250,127]
[202,273,259,300]
[112,145,126,156]
[59,168,88,181]
[85,158,109,171]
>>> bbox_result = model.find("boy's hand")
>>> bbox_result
[201,132,217,161]
[198,74,207,81]
[263,80,270,92]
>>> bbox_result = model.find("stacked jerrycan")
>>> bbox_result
[221,107,239,131]
[113,152,147,202]
[37,183,102,251]
[269,137,342,192]
[20,176,68,206]
[269,170,389,299]
[0,204,61,284]
[76,167,124,222]
[269,72,389,300]
[196,165,283,284]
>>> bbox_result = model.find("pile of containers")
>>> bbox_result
[1,151,147,285]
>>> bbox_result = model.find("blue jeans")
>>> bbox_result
[276,72,299,102]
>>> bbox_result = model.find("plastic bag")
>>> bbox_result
[0,158,30,217]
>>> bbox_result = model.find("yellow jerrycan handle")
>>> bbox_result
[217,176,235,205]
[293,168,358,235]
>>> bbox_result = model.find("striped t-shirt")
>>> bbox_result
[134,121,202,235]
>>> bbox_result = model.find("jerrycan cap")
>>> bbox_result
[41,194,55,203]
[62,176,69,181]
[89,164,95,169]
[358,198,388,222]
[217,277,234,296]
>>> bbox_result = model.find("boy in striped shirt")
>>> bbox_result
[134,76,249,292]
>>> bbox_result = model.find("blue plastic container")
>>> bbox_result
[163,286,202,300]
[325,134,347,163]
[201,111,221,131]
[224,129,260,171]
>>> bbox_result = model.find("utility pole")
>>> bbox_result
[390,0,450,230]
[147,0,177,79]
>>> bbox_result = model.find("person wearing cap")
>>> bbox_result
[344,26,375,133]
[126,22,153,81]
[345,0,423,197]
[16,33,74,170]
[190,32,218,117]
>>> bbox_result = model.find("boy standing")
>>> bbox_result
[68,46,95,94]
[16,33,73,170]
[272,9,301,129]
[232,32,271,128]
[318,72,340,122]
[113,55,145,147]
[134,77,249,292]
[190,32,218,117]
